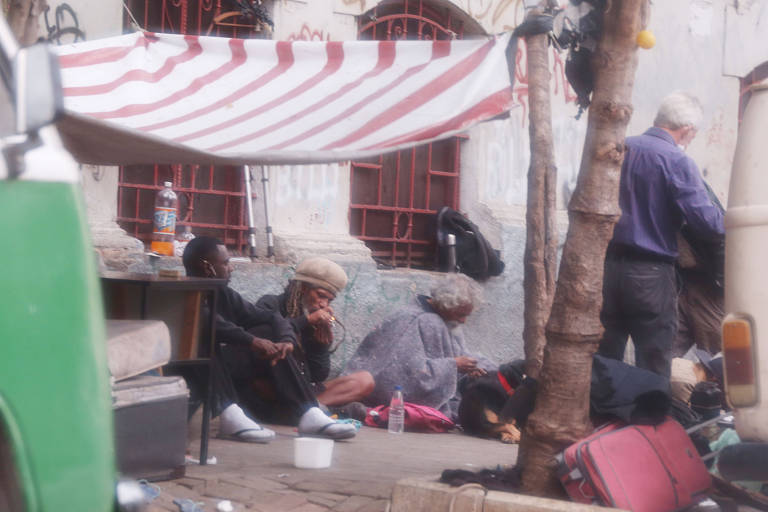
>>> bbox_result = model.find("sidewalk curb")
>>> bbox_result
[390,477,628,512]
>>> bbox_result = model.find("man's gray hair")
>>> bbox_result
[430,273,482,311]
[653,91,704,131]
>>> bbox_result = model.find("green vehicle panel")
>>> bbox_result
[0,180,116,511]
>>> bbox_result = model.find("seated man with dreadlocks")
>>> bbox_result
[183,237,357,440]
[255,258,374,418]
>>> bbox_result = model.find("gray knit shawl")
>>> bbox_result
[344,297,495,420]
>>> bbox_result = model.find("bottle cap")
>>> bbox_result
[394,385,402,391]
[163,181,172,188]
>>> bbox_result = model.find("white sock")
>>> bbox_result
[219,404,274,441]
[298,406,357,440]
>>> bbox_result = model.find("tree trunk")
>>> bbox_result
[522,29,558,381]
[520,0,649,496]
[6,0,47,46]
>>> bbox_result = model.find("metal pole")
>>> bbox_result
[243,165,257,260]
[261,166,275,258]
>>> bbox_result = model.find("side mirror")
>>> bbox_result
[13,43,63,134]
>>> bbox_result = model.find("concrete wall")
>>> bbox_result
[73,0,766,373]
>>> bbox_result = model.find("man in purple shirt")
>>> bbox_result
[598,91,725,378]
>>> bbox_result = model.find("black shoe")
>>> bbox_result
[330,402,368,421]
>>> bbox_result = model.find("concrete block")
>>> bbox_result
[391,478,628,512]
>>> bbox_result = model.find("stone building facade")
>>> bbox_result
[43,0,768,373]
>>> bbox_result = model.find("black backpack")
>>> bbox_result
[435,206,505,281]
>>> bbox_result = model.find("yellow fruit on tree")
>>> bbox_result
[637,30,656,49]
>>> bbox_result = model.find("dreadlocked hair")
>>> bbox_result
[284,280,305,318]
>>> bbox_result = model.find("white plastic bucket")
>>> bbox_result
[293,437,334,469]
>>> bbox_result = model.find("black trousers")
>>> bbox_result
[163,347,240,420]
[598,255,678,378]
[218,323,319,424]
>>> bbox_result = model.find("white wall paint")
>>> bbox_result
[269,162,351,234]
[723,0,768,77]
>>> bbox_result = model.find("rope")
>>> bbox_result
[122,0,141,31]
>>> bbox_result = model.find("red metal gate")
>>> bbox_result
[350,0,480,269]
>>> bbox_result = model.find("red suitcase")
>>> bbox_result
[557,417,711,512]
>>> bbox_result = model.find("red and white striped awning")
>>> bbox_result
[53,31,514,166]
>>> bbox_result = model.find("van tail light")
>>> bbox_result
[722,315,758,407]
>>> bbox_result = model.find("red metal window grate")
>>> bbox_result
[357,0,466,41]
[118,0,269,252]
[117,164,253,253]
[123,0,271,38]
[350,136,465,269]
[352,0,479,269]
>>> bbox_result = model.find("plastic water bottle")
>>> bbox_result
[174,225,195,257]
[388,386,405,434]
[150,181,178,256]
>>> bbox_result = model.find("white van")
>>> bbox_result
[718,80,768,482]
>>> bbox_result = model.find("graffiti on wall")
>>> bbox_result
[274,163,341,227]
[463,0,524,30]
[44,2,86,44]
[481,106,585,209]
[509,37,579,125]
[288,23,332,41]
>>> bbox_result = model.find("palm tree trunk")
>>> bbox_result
[520,0,650,496]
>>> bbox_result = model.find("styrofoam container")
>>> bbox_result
[293,437,334,469]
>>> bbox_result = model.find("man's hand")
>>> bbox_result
[467,368,487,377]
[249,337,294,365]
[455,356,480,375]
[307,307,335,346]
[250,337,279,358]
[269,342,294,366]
[307,306,335,327]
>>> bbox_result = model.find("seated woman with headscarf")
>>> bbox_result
[344,273,495,421]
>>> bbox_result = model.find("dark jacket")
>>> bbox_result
[214,287,296,348]
[256,292,331,383]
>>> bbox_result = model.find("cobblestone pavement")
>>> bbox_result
[145,421,518,512]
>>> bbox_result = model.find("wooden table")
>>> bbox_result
[101,271,227,465]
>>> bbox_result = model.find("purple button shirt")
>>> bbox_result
[611,127,724,259]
